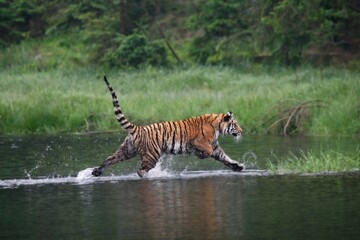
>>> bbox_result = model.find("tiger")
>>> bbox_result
[92,76,245,178]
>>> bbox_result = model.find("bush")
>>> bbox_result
[103,34,167,68]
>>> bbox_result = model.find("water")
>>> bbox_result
[0,133,359,239]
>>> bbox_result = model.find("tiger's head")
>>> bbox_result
[221,112,243,139]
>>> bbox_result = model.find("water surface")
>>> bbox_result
[0,133,359,239]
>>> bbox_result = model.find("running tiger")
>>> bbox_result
[92,76,245,177]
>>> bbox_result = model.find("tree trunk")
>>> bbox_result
[120,0,126,35]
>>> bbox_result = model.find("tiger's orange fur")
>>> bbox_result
[92,76,245,177]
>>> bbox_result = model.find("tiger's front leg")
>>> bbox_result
[211,145,245,172]
[92,136,137,176]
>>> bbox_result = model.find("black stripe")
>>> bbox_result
[154,124,160,148]
[144,152,156,164]
[161,123,167,151]
[178,122,183,154]
[151,143,161,158]
[183,120,189,138]
[172,121,178,134]
[147,141,158,159]
[129,125,137,135]
[133,128,141,145]
[147,125,155,145]
[104,76,109,83]
[147,152,157,162]
[210,115,218,124]
[170,122,177,154]
[124,123,133,129]
[167,122,172,151]
[227,124,231,133]
[142,127,150,142]
[147,131,160,157]
[113,101,120,108]
[168,121,173,133]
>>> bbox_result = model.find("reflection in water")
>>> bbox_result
[0,173,359,239]
[61,177,247,239]
[137,179,224,239]
[0,134,359,239]
[241,175,360,239]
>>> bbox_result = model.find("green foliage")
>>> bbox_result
[103,34,167,68]
[186,0,246,64]
[260,0,358,65]
[188,37,216,64]
[41,0,169,68]
[0,0,360,67]
[187,0,239,37]
[186,0,360,66]
[0,0,45,47]
[0,33,90,72]
[261,0,310,65]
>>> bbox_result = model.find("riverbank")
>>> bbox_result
[267,148,360,175]
[0,66,359,135]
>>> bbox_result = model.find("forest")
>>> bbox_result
[0,0,359,135]
[1,0,360,69]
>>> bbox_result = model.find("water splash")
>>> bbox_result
[23,164,41,179]
[146,160,173,178]
[0,176,75,189]
[241,151,258,169]
[76,168,95,180]
[0,160,269,189]
[76,167,96,183]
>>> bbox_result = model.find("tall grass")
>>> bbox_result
[267,149,360,174]
[0,66,359,135]
[0,33,90,73]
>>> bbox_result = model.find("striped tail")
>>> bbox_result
[103,76,137,134]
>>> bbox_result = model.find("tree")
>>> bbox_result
[0,0,44,47]
[261,0,360,65]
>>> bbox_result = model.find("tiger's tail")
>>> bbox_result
[103,76,137,134]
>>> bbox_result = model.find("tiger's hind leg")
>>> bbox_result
[137,152,161,178]
[92,136,137,177]
[211,144,245,172]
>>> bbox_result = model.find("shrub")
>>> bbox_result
[104,34,167,68]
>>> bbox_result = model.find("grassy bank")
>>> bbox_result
[267,149,360,175]
[0,66,359,135]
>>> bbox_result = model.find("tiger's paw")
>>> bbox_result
[227,162,245,172]
[92,164,105,177]
[137,169,148,178]
[92,168,102,177]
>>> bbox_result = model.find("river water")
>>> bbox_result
[0,133,359,239]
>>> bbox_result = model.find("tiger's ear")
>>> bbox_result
[224,112,233,122]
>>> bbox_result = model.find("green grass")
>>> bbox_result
[267,149,360,174]
[0,33,90,73]
[0,66,359,135]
